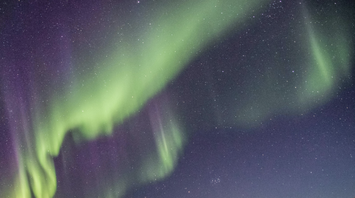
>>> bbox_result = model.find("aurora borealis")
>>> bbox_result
[0,0,354,198]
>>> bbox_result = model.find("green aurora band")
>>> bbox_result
[2,0,272,197]
[1,1,353,198]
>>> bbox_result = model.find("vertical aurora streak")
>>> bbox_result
[222,2,353,128]
[299,6,353,107]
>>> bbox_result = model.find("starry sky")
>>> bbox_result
[0,0,354,198]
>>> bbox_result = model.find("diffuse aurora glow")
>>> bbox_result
[300,7,352,105]
[0,0,353,198]
[224,6,353,128]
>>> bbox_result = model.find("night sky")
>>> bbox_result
[0,0,354,198]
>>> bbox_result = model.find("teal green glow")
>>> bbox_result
[4,0,271,197]
[229,5,353,128]
[299,8,353,107]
